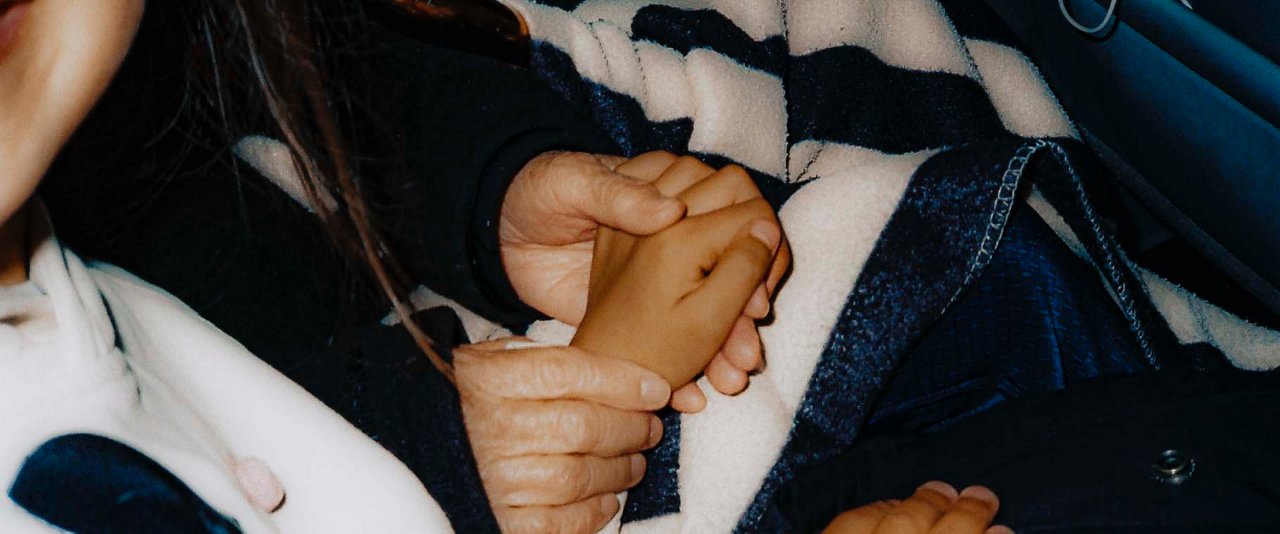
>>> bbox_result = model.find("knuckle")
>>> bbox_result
[560,405,603,452]
[729,241,771,270]
[876,512,932,533]
[950,497,997,518]
[534,353,580,398]
[677,155,715,175]
[739,197,775,220]
[722,164,752,185]
[504,509,551,534]
[644,150,678,164]
[554,459,592,500]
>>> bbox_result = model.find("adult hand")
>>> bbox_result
[455,339,670,534]
[823,482,1013,534]
[500,151,791,412]
[500,151,684,326]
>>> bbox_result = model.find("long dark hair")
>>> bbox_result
[53,1,452,378]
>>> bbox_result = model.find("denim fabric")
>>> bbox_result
[864,205,1148,436]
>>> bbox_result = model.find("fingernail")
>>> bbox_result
[641,377,671,407]
[960,485,999,505]
[232,457,286,513]
[648,417,664,447]
[918,481,958,500]
[748,220,781,251]
[986,526,1015,534]
[630,455,647,481]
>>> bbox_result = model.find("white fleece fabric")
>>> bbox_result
[495,1,1280,532]
[0,205,452,533]
[236,1,1280,530]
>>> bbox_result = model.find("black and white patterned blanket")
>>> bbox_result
[487,1,1280,532]
[234,1,1280,531]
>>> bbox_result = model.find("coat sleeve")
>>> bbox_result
[371,36,619,327]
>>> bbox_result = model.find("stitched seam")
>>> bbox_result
[947,140,1045,315]
[1042,141,1158,368]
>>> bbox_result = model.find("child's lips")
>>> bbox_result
[0,0,33,60]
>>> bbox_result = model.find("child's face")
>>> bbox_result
[0,0,144,225]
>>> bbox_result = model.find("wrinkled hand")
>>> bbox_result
[500,151,684,325]
[455,339,670,534]
[499,151,790,411]
[824,482,1012,534]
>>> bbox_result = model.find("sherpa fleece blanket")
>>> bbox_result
[238,0,1280,531]
[492,0,1280,532]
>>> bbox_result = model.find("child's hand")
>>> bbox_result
[571,160,784,388]
[611,153,791,410]
[824,482,1012,534]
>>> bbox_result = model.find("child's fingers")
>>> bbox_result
[677,164,763,216]
[767,236,791,294]
[723,316,763,372]
[928,486,1000,534]
[674,198,778,260]
[670,382,708,413]
[653,155,718,197]
[613,151,680,182]
[822,500,897,534]
[745,285,770,318]
[874,481,958,532]
[685,219,778,327]
[706,355,749,395]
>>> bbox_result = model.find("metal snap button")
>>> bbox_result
[1150,449,1195,485]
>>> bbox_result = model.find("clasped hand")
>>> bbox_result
[461,151,789,533]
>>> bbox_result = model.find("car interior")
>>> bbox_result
[384,0,1280,330]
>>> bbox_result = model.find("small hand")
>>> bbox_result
[455,339,670,534]
[824,482,1013,534]
[571,160,784,388]
[609,153,791,411]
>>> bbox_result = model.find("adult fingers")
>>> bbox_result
[670,382,708,413]
[875,481,958,532]
[495,494,620,534]
[482,454,644,507]
[471,399,661,457]
[613,151,680,182]
[677,164,763,216]
[582,165,686,235]
[928,486,1001,534]
[456,345,671,411]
